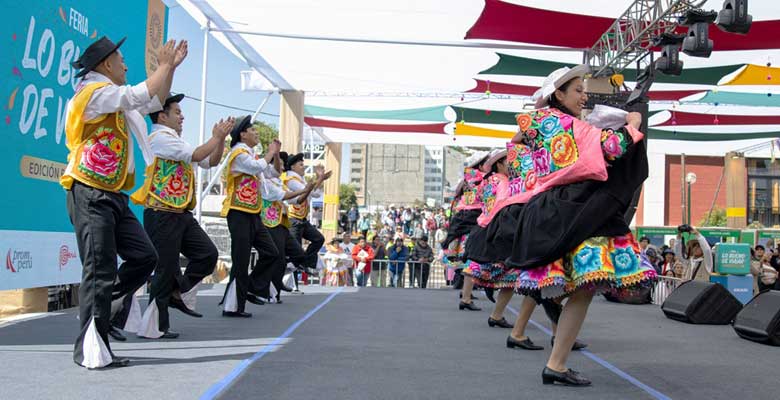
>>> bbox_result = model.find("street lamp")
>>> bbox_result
[686,172,697,225]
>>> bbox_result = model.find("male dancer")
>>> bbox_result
[220,116,281,317]
[132,94,234,338]
[282,152,331,280]
[253,155,327,302]
[63,37,187,368]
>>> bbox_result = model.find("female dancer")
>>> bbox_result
[461,150,517,326]
[441,152,489,310]
[492,65,656,386]
[464,151,586,352]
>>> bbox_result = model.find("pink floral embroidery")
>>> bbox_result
[83,141,119,177]
[266,205,279,221]
[602,133,624,158]
[533,148,551,176]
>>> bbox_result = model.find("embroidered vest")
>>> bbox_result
[130,154,195,212]
[501,108,609,207]
[60,82,133,192]
[221,148,262,216]
[260,179,290,228]
[454,167,484,211]
[284,174,310,219]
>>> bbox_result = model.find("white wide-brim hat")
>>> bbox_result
[533,64,591,108]
[482,149,508,172]
[453,179,466,195]
[465,150,490,168]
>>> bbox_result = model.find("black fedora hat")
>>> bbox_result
[71,36,126,78]
[229,115,253,147]
[149,93,185,121]
[284,152,305,171]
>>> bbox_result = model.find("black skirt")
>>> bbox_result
[442,209,480,249]
[502,139,648,270]
[463,205,520,264]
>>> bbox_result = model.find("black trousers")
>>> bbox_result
[66,182,157,365]
[144,209,218,332]
[289,217,324,270]
[252,224,306,299]
[409,262,431,288]
[223,210,279,312]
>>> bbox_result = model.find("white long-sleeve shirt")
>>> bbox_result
[230,143,271,177]
[674,233,713,277]
[149,124,210,169]
[65,71,162,179]
[261,175,287,203]
[285,170,322,204]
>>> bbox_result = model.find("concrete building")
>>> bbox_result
[349,144,470,210]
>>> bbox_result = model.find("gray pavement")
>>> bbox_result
[0,285,777,400]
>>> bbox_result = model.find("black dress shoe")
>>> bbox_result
[275,296,283,304]
[279,285,294,292]
[458,301,481,311]
[222,311,252,318]
[246,295,265,306]
[108,327,127,342]
[108,356,130,368]
[169,297,203,318]
[488,317,514,328]
[484,288,496,303]
[542,367,591,386]
[506,335,544,350]
[551,336,589,351]
[160,330,180,339]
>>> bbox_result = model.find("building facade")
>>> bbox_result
[637,139,777,228]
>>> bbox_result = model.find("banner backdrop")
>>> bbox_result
[0,0,167,290]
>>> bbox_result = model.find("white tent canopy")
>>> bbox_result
[174,0,780,146]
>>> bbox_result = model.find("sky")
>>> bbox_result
[165,5,352,183]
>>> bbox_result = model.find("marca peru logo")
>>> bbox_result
[6,249,33,273]
[59,245,77,270]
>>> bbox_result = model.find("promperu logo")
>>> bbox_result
[59,245,77,270]
[6,249,33,273]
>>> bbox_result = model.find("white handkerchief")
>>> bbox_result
[586,105,628,130]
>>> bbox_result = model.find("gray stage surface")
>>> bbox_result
[0,285,776,400]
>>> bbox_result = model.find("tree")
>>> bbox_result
[339,184,358,211]
[220,119,279,155]
[699,207,727,227]
[254,121,279,152]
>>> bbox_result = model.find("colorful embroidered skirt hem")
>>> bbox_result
[463,260,520,289]
[515,233,657,299]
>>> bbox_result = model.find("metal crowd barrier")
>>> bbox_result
[652,275,684,305]
[338,259,449,289]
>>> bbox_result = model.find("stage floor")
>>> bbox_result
[0,285,777,400]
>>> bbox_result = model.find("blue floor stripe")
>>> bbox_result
[506,305,671,400]
[200,288,344,400]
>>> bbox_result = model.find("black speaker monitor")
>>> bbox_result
[733,290,780,346]
[661,280,743,324]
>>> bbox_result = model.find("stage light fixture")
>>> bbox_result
[654,33,685,76]
[680,9,718,57]
[716,0,752,34]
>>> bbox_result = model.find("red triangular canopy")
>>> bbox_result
[466,0,780,51]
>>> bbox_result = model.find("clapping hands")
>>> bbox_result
[157,40,188,68]
[266,139,281,156]
[212,117,235,140]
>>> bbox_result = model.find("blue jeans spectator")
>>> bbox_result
[389,265,405,287]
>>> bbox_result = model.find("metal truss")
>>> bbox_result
[586,0,707,77]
